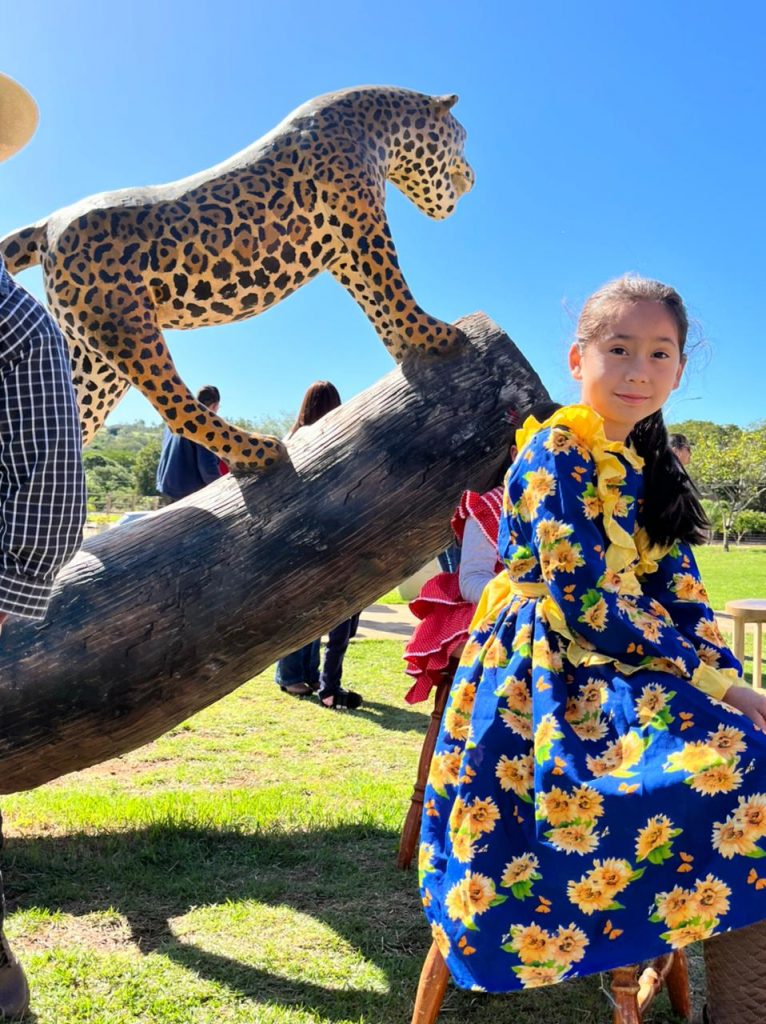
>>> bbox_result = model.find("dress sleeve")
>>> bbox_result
[510,429,731,699]
[639,541,743,679]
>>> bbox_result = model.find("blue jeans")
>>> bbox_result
[317,613,360,699]
[276,614,360,696]
[275,639,320,689]
[437,542,461,574]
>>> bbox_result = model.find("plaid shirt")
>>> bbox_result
[0,256,86,619]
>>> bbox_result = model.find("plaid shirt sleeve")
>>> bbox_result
[0,257,86,620]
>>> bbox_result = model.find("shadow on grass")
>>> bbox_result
[5,823,429,1023]
[350,699,429,735]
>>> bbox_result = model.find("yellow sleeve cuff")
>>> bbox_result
[691,663,738,701]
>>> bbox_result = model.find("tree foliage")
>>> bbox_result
[82,415,295,511]
[133,438,162,496]
[670,419,766,549]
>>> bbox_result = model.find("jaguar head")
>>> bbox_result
[388,94,475,220]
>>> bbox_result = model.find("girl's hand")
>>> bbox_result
[723,684,766,731]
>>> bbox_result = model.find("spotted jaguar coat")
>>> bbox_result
[0,86,474,471]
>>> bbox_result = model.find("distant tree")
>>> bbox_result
[86,461,136,512]
[233,412,295,438]
[82,450,112,471]
[732,509,766,543]
[683,422,766,551]
[700,498,722,539]
[134,438,162,496]
[104,449,137,470]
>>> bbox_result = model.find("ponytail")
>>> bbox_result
[628,411,708,547]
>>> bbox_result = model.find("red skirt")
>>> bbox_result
[403,571,474,704]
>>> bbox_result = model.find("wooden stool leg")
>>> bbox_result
[755,622,763,688]
[397,678,451,869]
[733,616,745,668]
[611,965,641,1024]
[412,940,449,1024]
[664,949,692,1020]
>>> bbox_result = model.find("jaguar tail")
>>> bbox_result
[0,220,46,273]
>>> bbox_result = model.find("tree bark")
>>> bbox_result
[0,312,548,793]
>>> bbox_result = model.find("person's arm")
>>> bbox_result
[638,540,766,726]
[195,442,225,486]
[458,517,498,604]
[0,303,86,621]
[513,428,729,699]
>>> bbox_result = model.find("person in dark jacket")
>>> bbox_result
[156,385,225,502]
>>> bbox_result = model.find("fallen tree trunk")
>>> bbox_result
[0,312,548,793]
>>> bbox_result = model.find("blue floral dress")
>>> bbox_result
[420,404,766,992]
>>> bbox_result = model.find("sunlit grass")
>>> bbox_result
[1,640,709,1023]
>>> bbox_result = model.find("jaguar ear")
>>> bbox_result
[433,94,458,117]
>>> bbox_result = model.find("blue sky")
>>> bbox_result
[2,1,763,428]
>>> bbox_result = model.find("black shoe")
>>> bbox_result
[279,682,314,697]
[0,932,30,1019]
[318,687,363,710]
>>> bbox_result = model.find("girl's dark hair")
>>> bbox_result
[523,400,562,424]
[577,275,708,547]
[289,380,342,436]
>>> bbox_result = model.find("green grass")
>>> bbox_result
[696,546,766,677]
[375,588,407,605]
[695,545,766,609]
[1,641,707,1023]
[86,512,122,525]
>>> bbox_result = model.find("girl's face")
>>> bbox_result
[568,300,685,441]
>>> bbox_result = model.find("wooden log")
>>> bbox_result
[0,312,548,793]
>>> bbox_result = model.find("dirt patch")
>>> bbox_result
[12,912,140,955]
[47,755,176,786]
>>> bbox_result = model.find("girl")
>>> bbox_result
[419,276,766,1001]
[275,381,363,709]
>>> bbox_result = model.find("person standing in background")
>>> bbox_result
[275,381,363,710]
[156,384,226,502]
[669,431,692,467]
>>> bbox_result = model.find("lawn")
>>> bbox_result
[694,544,766,609]
[2,640,706,1024]
[687,546,766,677]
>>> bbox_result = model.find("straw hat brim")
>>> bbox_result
[0,73,39,163]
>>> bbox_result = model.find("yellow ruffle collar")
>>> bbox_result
[515,404,645,575]
[515,404,643,471]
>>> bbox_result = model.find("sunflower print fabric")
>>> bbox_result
[419,404,766,993]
